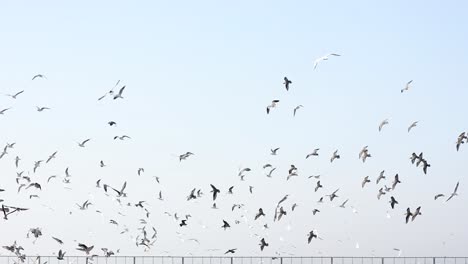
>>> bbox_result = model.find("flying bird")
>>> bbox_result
[362,176,371,188]
[283,77,292,91]
[379,119,389,132]
[259,238,269,251]
[389,196,398,209]
[32,74,46,80]
[5,90,24,99]
[446,182,459,202]
[313,53,340,70]
[113,86,126,100]
[293,105,303,117]
[36,106,50,112]
[306,149,320,159]
[330,150,340,163]
[210,184,220,201]
[266,100,280,114]
[78,139,91,147]
[408,121,418,132]
[401,80,413,93]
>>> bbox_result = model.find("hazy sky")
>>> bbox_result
[1,0,468,258]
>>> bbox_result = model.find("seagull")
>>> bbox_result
[32,74,46,80]
[408,121,418,132]
[376,170,386,184]
[434,194,445,200]
[293,105,303,117]
[358,146,371,162]
[313,53,340,70]
[100,160,105,167]
[339,199,349,208]
[5,90,24,99]
[113,86,126,100]
[405,208,412,224]
[36,106,50,112]
[158,191,163,201]
[0,108,11,115]
[57,250,66,260]
[327,189,339,201]
[379,119,389,132]
[401,80,413,93]
[224,249,237,254]
[259,238,269,251]
[114,135,131,141]
[362,176,371,188]
[111,181,127,197]
[33,160,43,173]
[306,149,320,159]
[179,152,194,161]
[76,200,92,210]
[52,237,64,245]
[283,77,292,91]
[137,168,144,176]
[108,121,117,126]
[46,151,58,163]
[456,132,467,151]
[307,230,318,243]
[255,208,265,220]
[76,243,94,255]
[389,196,398,209]
[15,156,20,168]
[330,150,340,163]
[421,159,431,174]
[446,182,459,202]
[391,174,401,190]
[266,100,280,114]
[377,188,386,200]
[270,148,280,155]
[210,184,220,201]
[315,181,323,192]
[266,167,276,178]
[98,80,121,100]
[411,206,422,221]
[222,220,231,230]
[78,139,91,147]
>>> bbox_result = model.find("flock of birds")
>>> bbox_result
[0,56,466,261]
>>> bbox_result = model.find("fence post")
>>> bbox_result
[381,258,384,264]
[86,258,89,264]
[281,258,283,264]
[133,257,136,264]
[433,258,435,264]
[331,258,333,264]
[182,258,185,264]
[231,258,233,264]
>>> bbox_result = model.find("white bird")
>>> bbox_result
[113,86,126,100]
[293,105,303,117]
[32,74,47,80]
[5,90,24,99]
[266,100,280,114]
[379,119,389,132]
[0,108,11,115]
[306,149,320,159]
[401,80,413,93]
[36,106,51,112]
[313,53,341,70]
[408,121,418,132]
[78,139,91,147]
[446,182,460,202]
[330,150,340,163]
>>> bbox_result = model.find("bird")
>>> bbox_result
[312,209,320,215]
[224,249,237,254]
[408,121,418,132]
[377,188,386,200]
[411,206,422,221]
[114,135,131,141]
[113,86,126,99]
[376,170,386,184]
[249,186,254,194]
[306,149,320,159]
[434,194,445,200]
[36,106,50,112]
[266,167,276,178]
[32,74,46,80]
[179,220,187,227]
[379,119,389,132]
[76,243,94,255]
[308,230,318,243]
[391,174,401,190]
[313,53,340,70]
[255,208,265,220]
[270,148,280,155]
[405,208,412,224]
[222,220,231,230]
[456,132,467,151]
[0,108,11,115]
[330,150,340,163]
[210,184,220,201]
[283,77,292,91]
[446,182,459,202]
[339,199,349,208]
[46,151,58,163]
[358,146,371,162]
[78,139,91,147]
[259,238,269,251]
[100,160,106,167]
[266,100,280,114]
[108,121,117,126]
[5,90,24,99]
[293,105,303,116]
[52,237,64,245]
[401,80,413,93]
[362,176,371,188]
[57,249,66,260]
[277,195,289,207]
[421,159,431,174]
[179,152,194,161]
[315,181,323,192]
[327,189,339,201]
[111,182,127,197]
[389,196,398,209]
[137,168,144,176]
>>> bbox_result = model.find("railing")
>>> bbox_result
[1,257,468,264]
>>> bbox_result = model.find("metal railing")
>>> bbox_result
[1,257,468,264]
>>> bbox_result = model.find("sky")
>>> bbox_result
[0,0,468,258]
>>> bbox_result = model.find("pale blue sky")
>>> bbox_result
[0,0,468,257]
